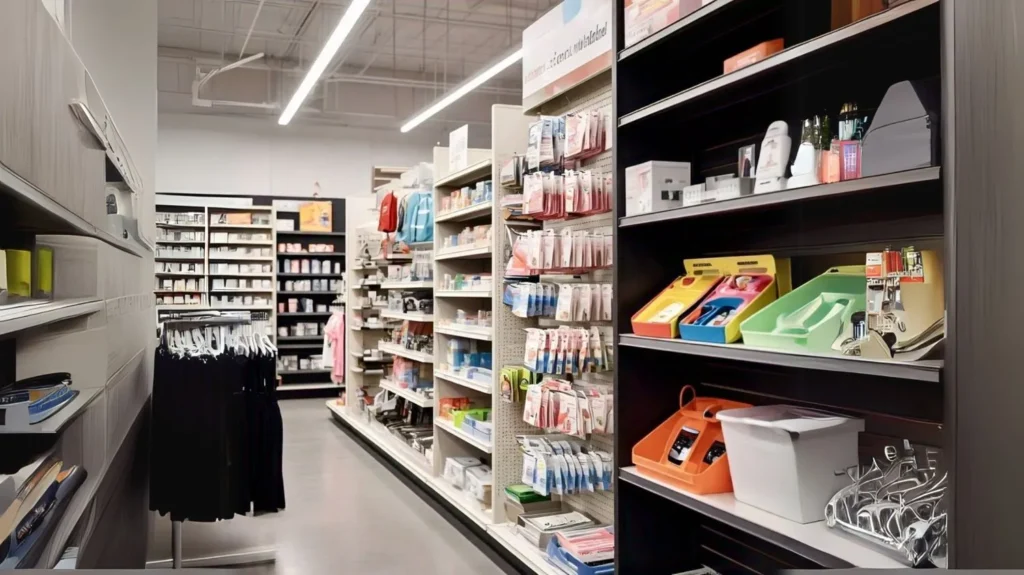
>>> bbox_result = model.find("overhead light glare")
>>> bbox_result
[400,47,523,133]
[278,0,372,125]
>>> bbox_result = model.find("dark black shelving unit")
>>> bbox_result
[607,0,1012,570]
[266,198,346,398]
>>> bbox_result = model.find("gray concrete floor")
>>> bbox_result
[148,398,506,574]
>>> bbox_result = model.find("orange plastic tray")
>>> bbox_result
[632,386,751,495]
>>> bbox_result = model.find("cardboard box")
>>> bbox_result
[624,0,702,48]
[225,212,253,225]
[299,201,333,232]
[625,161,692,217]
[724,39,784,74]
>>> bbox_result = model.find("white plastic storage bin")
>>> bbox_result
[717,405,864,524]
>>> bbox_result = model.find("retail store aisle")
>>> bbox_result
[148,399,507,574]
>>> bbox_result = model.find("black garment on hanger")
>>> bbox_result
[150,346,285,522]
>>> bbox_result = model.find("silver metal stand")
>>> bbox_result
[160,520,276,570]
[171,521,182,569]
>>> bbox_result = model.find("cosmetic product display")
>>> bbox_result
[438,180,493,215]
[438,225,492,253]
[439,273,492,292]
[752,121,792,194]
[633,386,750,495]
[526,116,565,171]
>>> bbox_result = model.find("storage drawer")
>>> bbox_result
[0,0,108,229]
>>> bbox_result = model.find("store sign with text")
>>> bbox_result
[522,0,612,111]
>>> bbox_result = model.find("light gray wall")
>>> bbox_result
[157,113,470,198]
[70,0,158,236]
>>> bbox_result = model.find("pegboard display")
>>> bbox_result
[494,76,617,526]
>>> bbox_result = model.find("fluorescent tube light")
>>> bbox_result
[278,0,373,126]
[400,47,523,133]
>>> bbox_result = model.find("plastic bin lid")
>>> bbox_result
[716,405,864,437]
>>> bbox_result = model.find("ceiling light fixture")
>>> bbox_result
[400,46,523,133]
[278,0,372,126]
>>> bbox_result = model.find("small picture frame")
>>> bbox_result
[738,144,757,178]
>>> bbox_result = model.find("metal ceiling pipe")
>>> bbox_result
[239,0,267,58]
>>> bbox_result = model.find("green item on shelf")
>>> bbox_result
[451,407,491,429]
[740,266,866,353]
[505,484,550,504]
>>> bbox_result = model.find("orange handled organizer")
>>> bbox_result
[632,386,751,495]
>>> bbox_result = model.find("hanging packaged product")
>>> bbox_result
[506,229,612,277]
[518,435,613,497]
[521,378,613,437]
[523,327,612,377]
[740,266,866,354]
[526,116,565,171]
[632,386,750,495]
[678,254,791,344]
[564,109,607,161]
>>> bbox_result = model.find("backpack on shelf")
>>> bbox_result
[378,191,398,233]
[411,192,434,243]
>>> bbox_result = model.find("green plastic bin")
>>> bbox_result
[740,266,866,353]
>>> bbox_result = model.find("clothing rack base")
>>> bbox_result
[145,520,277,570]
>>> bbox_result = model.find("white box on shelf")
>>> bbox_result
[275,219,295,231]
[717,405,864,523]
[625,161,691,216]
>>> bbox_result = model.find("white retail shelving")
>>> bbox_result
[380,310,434,322]
[379,342,434,364]
[434,369,491,394]
[435,201,493,223]
[380,378,434,407]
[0,298,104,338]
[435,324,493,341]
[435,245,492,260]
[380,280,433,289]
[436,290,491,298]
[435,418,492,453]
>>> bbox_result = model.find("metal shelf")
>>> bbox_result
[435,418,492,453]
[278,383,343,391]
[619,467,905,569]
[378,342,433,364]
[278,291,337,296]
[436,290,491,298]
[380,378,434,407]
[435,325,493,342]
[435,201,493,223]
[276,230,345,236]
[278,369,332,375]
[278,312,332,317]
[278,273,340,278]
[434,159,493,188]
[618,0,939,127]
[380,280,433,289]
[435,246,492,260]
[618,334,941,382]
[618,167,941,228]
[434,370,491,394]
[618,0,741,61]
[380,310,434,322]
[278,252,346,257]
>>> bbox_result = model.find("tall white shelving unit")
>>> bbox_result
[327,109,572,575]
[154,203,277,319]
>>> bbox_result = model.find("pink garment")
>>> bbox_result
[324,311,345,383]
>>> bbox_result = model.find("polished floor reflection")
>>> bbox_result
[148,398,507,574]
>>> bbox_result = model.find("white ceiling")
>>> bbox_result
[157,0,547,129]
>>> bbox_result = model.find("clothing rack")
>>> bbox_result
[155,312,280,570]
